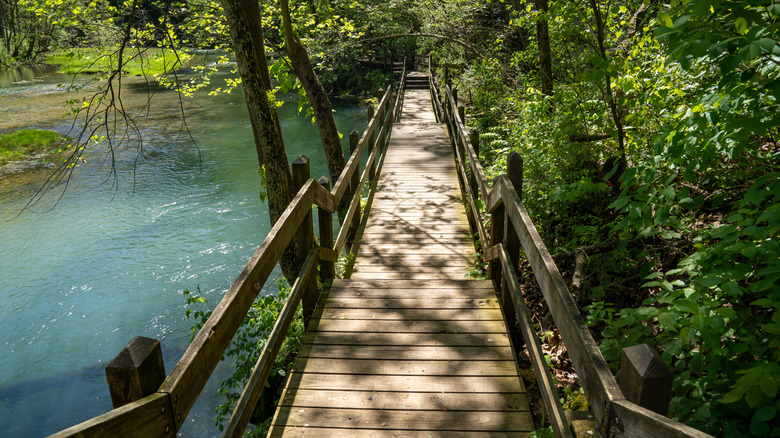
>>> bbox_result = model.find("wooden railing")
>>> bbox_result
[433,76,713,438]
[50,77,403,438]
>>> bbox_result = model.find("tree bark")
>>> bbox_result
[536,0,553,96]
[220,0,298,281]
[279,0,346,187]
[589,0,626,161]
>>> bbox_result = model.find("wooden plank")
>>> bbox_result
[286,372,524,393]
[303,332,511,347]
[271,407,533,432]
[270,428,530,437]
[276,389,528,411]
[611,399,714,438]
[319,297,499,309]
[49,393,174,438]
[317,307,502,320]
[350,271,473,280]
[291,358,519,376]
[329,279,493,289]
[309,318,506,334]
[324,287,494,300]
[350,266,472,275]
[353,251,474,261]
[297,344,515,361]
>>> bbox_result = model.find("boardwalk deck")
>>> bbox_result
[268,74,532,436]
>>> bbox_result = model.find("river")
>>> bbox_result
[0,61,366,437]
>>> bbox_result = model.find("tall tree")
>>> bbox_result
[279,0,346,185]
[219,0,298,280]
[536,0,553,96]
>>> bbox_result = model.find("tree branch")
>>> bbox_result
[361,33,487,61]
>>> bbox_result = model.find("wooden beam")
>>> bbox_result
[222,248,320,438]
[159,180,318,430]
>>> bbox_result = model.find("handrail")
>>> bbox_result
[432,75,712,438]
[51,83,399,438]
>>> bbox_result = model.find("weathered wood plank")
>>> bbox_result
[308,318,506,334]
[291,358,519,376]
[324,288,494,300]
[49,393,174,438]
[317,307,503,320]
[297,344,515,361]
[286,372,524,393]
[303,331,512,347]
[271,407,533,432]
[270,428,530,437]
[319,297,499,309]
[329,279,493,289]
[276,389,528,411]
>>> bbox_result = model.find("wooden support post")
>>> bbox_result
[105,336,165,409]
[367,107,377,180]
[453,88,458,105]
[468,131,480,200]
[445,66,451,89]
[458,105,465,123]
[504,155,523,348]
[507,151,523,203]
[619,344,673,416]
[317,177,335,281]
[348,130,361,244]
[292,156,317,326]
[367,104,374,123]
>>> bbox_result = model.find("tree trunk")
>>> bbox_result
[536,0,553,96]
[219,0,298,282]
[589,0,626,161]
[279,0,346,187]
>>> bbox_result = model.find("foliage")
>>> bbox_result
[183,276,304,434]
[444,0,779,435]
[0,128,62,165]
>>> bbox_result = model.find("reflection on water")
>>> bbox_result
[0,63,366,437]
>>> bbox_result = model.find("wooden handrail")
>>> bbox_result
[52,79,399,438]
[223,247,320,437]
[433,72,712,438]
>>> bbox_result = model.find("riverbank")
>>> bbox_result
[0,129,64,178]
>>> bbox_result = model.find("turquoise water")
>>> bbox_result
[0,66,365,436]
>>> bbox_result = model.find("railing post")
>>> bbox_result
[619,344,673,416]
[503,153,524,348]
[453,88,458,106]
[468,131,480,201]
[105,336,166,409]
[458,105,465,124]
[367,106,377,180]
[348,130,361,245]
[292,155,316,326]
[317,177,335,281]
[445,66,450,89]
[508,151,523,203]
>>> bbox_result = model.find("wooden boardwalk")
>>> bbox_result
[268,75,532,436]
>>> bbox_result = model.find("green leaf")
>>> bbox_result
[760,374,777,398]
[676,299,698,314]
[746,386,764,408]
[658,11,674,28]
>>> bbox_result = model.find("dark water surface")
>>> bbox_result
[0,64,365,436]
